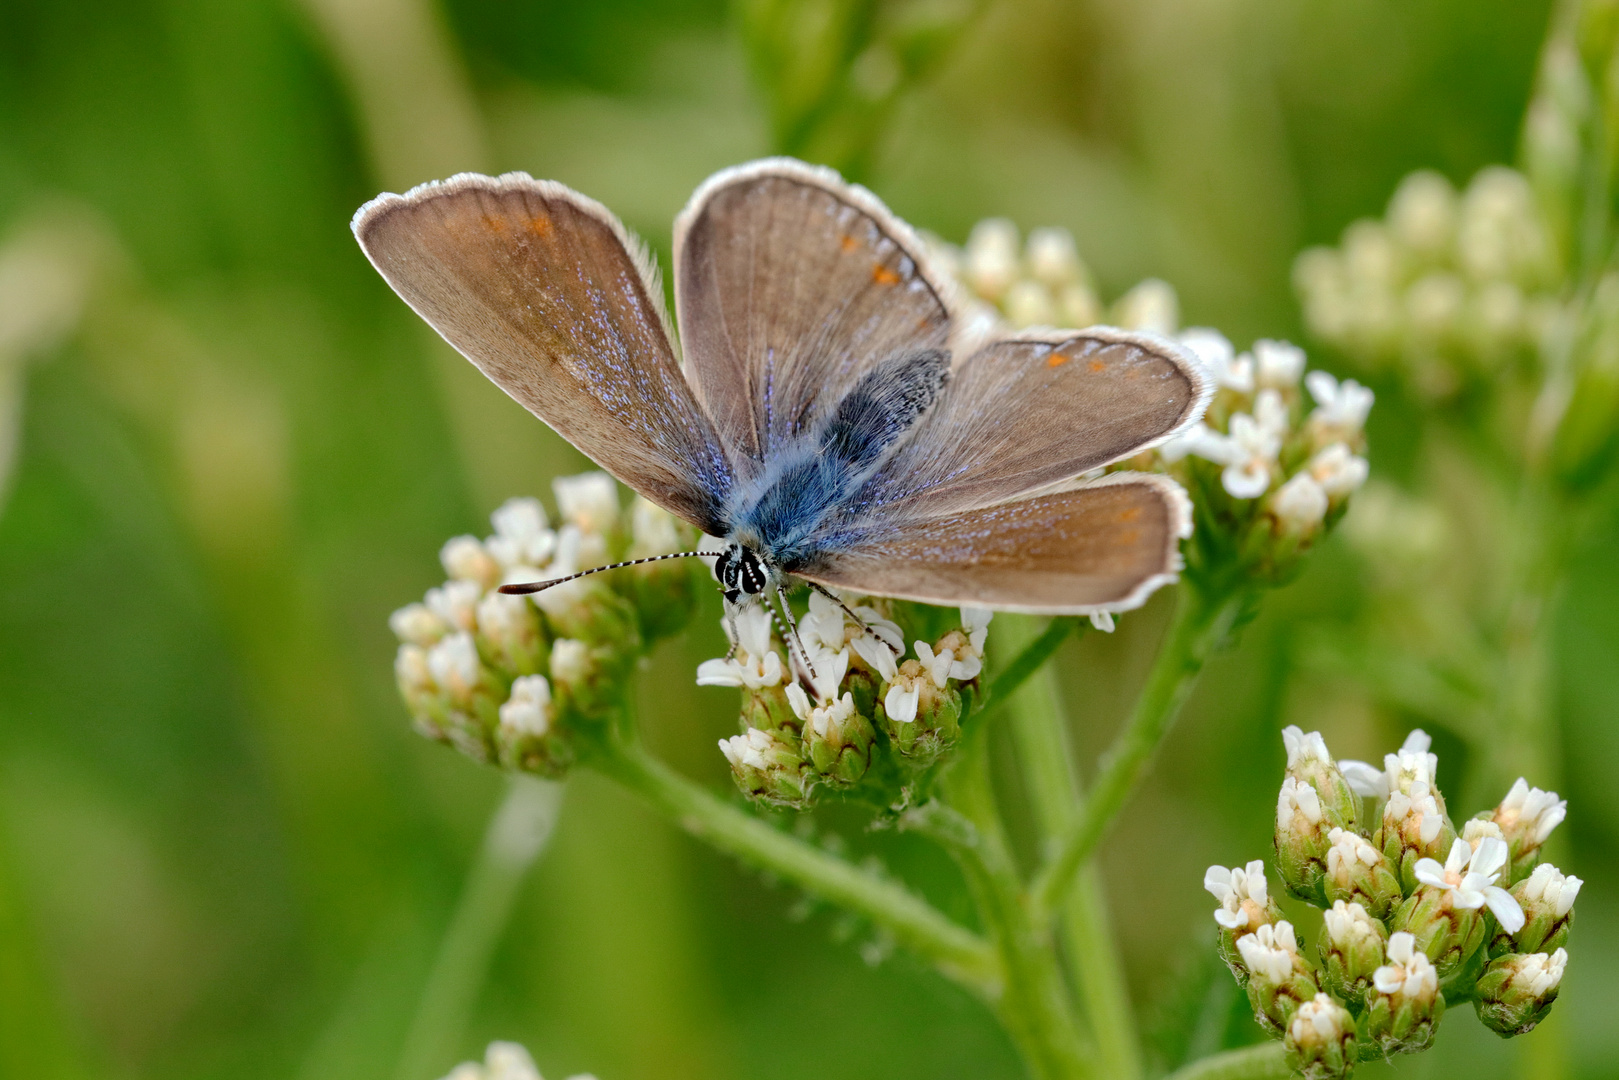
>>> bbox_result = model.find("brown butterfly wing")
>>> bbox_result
[855,328,1210,519]
[799,474,1190,613]
[354,172,732,533]
[673,159,955,472]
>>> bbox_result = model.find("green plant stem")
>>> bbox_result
[973,616,1075,729]
[1031,584,1248,920]
[1163,1042,1290,1080]
[595,738,1000,994]
[1001,616,1142,1080]
[394,775,562,1080]
[942,734,1092,1080]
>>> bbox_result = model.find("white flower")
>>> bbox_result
[548,638,591,686]
[1413,836,1525,932]
[554,471,619,534]
[804,645,850,702]
[427,632,482,703]
[719,727,775,770]
[1305,371,1375,442]
[1385,728,1439,793]
[1384,784,1445,847]
[1307,443,1370,498]
[630,497,681,554]
[1520,863,1583,919]
[960,607,992,656]
[390,602,448,646]
[802,691,857,740]
[1495,777,1567,848]
[499,675,554,737]
[1089,611,1115,633]
[425,580,482,632]
[696,605,784,689]
[441,535,500,587]
[914,640,956,687]
[1289,993,1351,1048]
[1113,278,1179,336]
[1254,339,1306,389]
[1373,931,1439,1000]
[1179,328,1253,393]
[1271,472,1329,531]
[884,669,923,724]
[1157,421,1230,465]
[1235,920,1300,985]
[1026,226,1083,288]
[475,590,531,642]
[1277,777,1324,831]
[1282,726,1334,769]
[1325,826,1382,880]
[395,643,433,694]
[487,497,557,569]
[1004,280,1055,327]
[1323,899,1380,947]
[1462,817,1506,850]
[965,218,1020,300]
[1205,860,1272,931]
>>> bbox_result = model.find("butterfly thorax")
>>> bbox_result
[719,348,950,578]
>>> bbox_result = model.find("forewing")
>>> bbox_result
[799,474,1190,614]
[673,159,955,470]
[354,172,732,532]
[856,328,1209,517]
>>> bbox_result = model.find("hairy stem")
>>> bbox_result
[1163,1042,1290,1080]
[943,734,1093,1080]
[1001,616,1142,1080]
[1031,585,1248,919]
[595,739,1001,994]
[395,776,562,1080]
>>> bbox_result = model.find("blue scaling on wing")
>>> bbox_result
[723,349,949,568]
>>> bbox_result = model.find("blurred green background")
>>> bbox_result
[2,0,1610,1078]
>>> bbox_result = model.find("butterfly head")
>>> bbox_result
[713,542,773,606]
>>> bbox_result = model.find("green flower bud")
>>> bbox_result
[1491,863,1581,958]
[1475,949,1567,1036]
[1323,827,1403,920]
[789,686,875,787]
[1362,931,1444,1055]
[1205,861,1284,984]
[1319,900,1389,1005]
[1284,993,1358,1080]
[719,726,813,808]
[1235,920,1320,1035]
[879,658,962,766]
[1275,777,1333,903]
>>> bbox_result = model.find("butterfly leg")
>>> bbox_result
[770,585,819,692]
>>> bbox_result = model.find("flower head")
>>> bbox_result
[1413,836,1525,932]
[1475,949,1567,1035]
[1284,993,1357,1080]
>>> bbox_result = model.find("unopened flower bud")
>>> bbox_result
[426,580,482,634]
[964,218,1020,301]
[1004,279,1055,327]
[1235,920,1319,1035]
[1490,777,1567,874]
[496,675,571,776]
[1388,170,1457,259]
[1318,899,1389,1003]
[1281,727,1363,827]
[1493,862,1581,957]
[1025,226,1086,289]
[1270,473,1329,534]
[1474,949,1567,1036]
[719,726,812,807]
[1284,992,1357,1080]
[548,637,615,717]
[441,534,501,590]
[1364,931,1444,1055]
[1112,278,1179,336]
[790,687,876,786]
[1275,777,1333,902]
[1206,861,1283,981]
[391,602,449,647]
[1254,339,1306,390]
[486,497,556,569]
[1323,826,1403,919]
[1375,732,1456,891]
[396,643,445,731]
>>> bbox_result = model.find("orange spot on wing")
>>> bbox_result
[1117,506,1143,524]
[872,264,900,285]
[1047,353,1070,368]
[529,215,552,237]
[1088,359,1106,372]
[482,215,508,234]
[840,235,858,252]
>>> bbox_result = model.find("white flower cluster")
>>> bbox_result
[1158,330,1371,533]
[442,1041,594,1080]
[390,472,691,771]
[1294,167,1561,394]
[698,597,992,801]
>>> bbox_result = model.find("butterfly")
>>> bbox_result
[353,158,1210,645]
